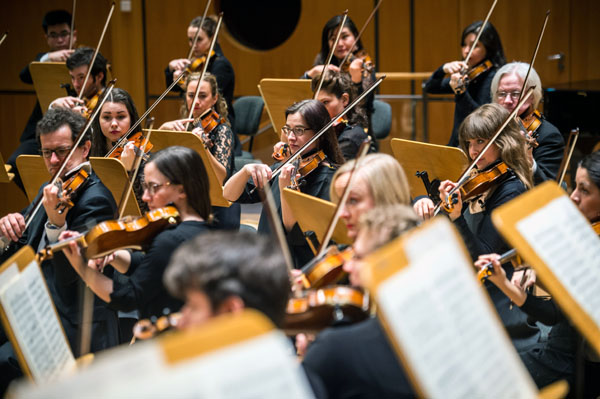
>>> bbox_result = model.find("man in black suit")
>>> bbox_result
[0,108,118,394]
[8,10,77,191]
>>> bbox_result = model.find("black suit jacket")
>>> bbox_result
[1,171,119,356]
[532,118,565,185]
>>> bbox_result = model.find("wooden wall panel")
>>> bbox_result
[0,95,37,158]
[570,0,600,82]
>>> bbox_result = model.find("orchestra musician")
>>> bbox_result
[0,108,119,394]
[223,99,345,267]
[473,151,600,390]
[163,231,290,330]
[302,15,376,122]
[8,10,77,191]
[302,205,418,399]
[90,87,149,213]
[49,47,107,115]
[491,62,565,184]
[424,21,506,147]
[416,103,541,351]
[159,72,240,230]
[311,70,371,160]
[165,16,236,139]
[60,146,213,322]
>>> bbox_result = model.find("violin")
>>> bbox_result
[453,59,493,95]
[341,49,375,78]
[289,150,327,190]
[518,109,542,149]
[37,206,180,262]
[284,286,370,335]
[132,312,181,342]
[476,248,525,283]
[300,246,353,289]
[272,143,290,162]
[60,84,103,119]
[178,50,216,90]
[333,117,348,135]
[192,108,224,137]
[54,166,92,214]
[442,161,511,213]
[108,131,154,162]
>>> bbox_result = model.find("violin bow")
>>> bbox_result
[259,180,295,273]
[69,0,77,50]
[463,0,498,67]
[0,31,8,48]
[516,10,550,106]
[106,71,190,157]
[314,9,348,99]
[77,2,115,101]
[556,128,579,187]
[116,131,153,218]
[433,86,535,216]
[185,12,224,131]
[22,80,117,234]
[249,75,386,195]
[339,0,383,68]
[187,0,212,60]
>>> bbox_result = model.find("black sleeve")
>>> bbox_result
[532,121,565,184]
[109,228,181,312]
[164,65,183,93]
[302,330,342,398]
[210,57,235,102]
[338,125,368,161]
[453,181,524,260]
[423,65,453,94]
[520,295,562,326]
[19,53,44,85]
[453,72,493,126]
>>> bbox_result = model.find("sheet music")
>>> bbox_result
[0,261,74,382]
[12,329,314,399]
[516,196,600,326]
[377,220,537,399]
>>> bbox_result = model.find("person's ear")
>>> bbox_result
[216,295,245,315]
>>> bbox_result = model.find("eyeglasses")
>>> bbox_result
[281,126,312,137]
[40,146,72,159]
[141,181,171,196]
[47,31,71,40]
[496,91,521,101]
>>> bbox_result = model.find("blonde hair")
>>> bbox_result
[459,103,533,189]
[491,62,543,110]
[330,153,411,206]
[358,205,420,251]
[181,72,229,124]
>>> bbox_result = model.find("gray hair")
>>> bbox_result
[490,62,543,109]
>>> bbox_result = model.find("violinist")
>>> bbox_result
[159,72,239,230]
[491,62,565,184]
[311,70,371,160]
[302,205,418,399]
[165,16,236,133]
[163,231,290,330]
[49,47,107,115]
[473,151,600,391]
[223,100,345,266]
[303,15,375,121]
[59,146,213,323]
[90,88,149,213]
[9,10,77,191]
[416,103,541,351]
[0,108,119,394]
[424,21,506,147]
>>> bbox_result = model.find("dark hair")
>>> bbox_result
[189,15,217,38]
[42,10,72,33]
[461,21,506,68]
[149,146,211,220]
[36,107,89,149]
[66,47,108,86]
[285,99,345,165]
[579,151,600,190]
[164,231,290,327]
[315,15,362,66]
[182,73,229,123]
[90,88,140,157]
[311,70,368,129]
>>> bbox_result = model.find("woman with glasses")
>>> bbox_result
[159,72,239,230]
[424,21,506,147]
[491,62,565,184]
[60,146,213,321]
[224,99,345,266]
[90,88,148,213]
